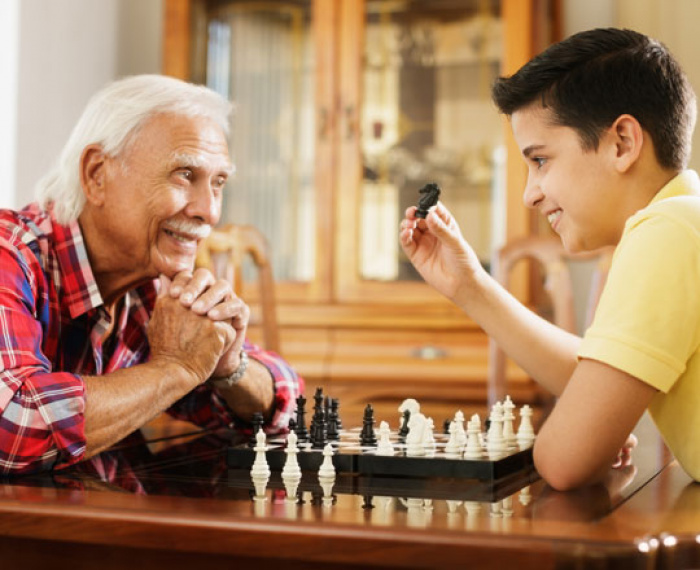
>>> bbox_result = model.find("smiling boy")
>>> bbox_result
[400,28,700,490]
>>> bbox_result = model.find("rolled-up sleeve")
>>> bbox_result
[167,340,304,433]
[0,247,86,474]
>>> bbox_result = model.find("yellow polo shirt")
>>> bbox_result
[579,170,700,481]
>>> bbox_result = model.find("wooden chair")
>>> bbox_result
[195,224,281,354]
[487,236,613,407]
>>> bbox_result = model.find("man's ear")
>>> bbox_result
[609,114,644,173]
[80,144,108,206]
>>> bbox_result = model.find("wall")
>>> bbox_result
[7,0,162,210]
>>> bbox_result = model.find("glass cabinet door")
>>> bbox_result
[191,0,331,302]
[336,0,507,302]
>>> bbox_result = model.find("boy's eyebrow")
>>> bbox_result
[522,145,546,158]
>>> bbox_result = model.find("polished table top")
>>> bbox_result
[0,417,698,570]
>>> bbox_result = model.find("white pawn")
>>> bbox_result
[422,417,436,456]
[376,421,395,456]
[318,442,336,478]
[502,395,517,449]
[250,429,270,498]
[486,402,507,459]
[453,410,467,449]
[443,421,461,458]
[463,417,483,460]
[516,404,536,449]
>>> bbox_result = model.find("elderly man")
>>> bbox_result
[0,75,304,474]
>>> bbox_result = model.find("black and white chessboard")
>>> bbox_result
[226,427,535,483]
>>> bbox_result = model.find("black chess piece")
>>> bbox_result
[398,408,411,442]
[443,418,451,435]
[295,395,309,442]
[360,404,377,447]
[309,387,325,445]
[327,400,340,441]
[248,412,264,448]
[415,182,441,218]
[331,398,343,431]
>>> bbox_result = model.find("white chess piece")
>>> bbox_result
[444,420,461,458]
[318,443,336,478]
[376,421,395,456]
[405,412,426,457]
[486,402,507,459]
[502,395,517,449]
[422,417,436,456]
[453,410,467,449]
[282,431,302,502]
[463,417,483,460]
[398,398,421,415]
[516,404,536,449]
[250,429,271,499]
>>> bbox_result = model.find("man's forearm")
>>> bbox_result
[83,359,199,458]
[210,358,275,422]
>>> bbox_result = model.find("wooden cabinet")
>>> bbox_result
[163,0,558,420]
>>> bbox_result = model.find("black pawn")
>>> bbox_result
[312,413,327,449]
[248,412,264,448]
[295,395,309,442]
[398,409,411,442]
[443,418,451,435]
[360,404,377,447]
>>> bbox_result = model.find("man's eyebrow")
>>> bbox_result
[522,145,546,158]
[168,153,235,176]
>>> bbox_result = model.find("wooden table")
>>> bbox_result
[0,418,697,570]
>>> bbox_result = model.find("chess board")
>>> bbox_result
[226,427,536,483]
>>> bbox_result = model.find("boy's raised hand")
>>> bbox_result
[399,202,484,307]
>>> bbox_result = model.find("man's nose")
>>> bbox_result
[187,181,221,224]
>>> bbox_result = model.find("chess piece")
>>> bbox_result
[318,444,336,507]
[282,433,302,503]
[398,409,411,442]
[415,182,441,218]
[327,398,341,440]
[405,412,426,457]
[463,416,483,460]
[516,404,536,449]
[360,404,377,446]
[502,395,517,449]
[487,402,507,459]
[294,394,309,442]
[248,412,264,448]
[376,421,395,456]
[318,443,336,478]
[422,417,436,456]
[250,429,271,499]
[443,420,461,459]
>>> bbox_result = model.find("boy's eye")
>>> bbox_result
[534,157,547,168]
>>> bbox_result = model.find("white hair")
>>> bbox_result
[36,74,233,225]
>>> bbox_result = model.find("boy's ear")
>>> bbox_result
[80,144,108,206]
[609,114,644,173]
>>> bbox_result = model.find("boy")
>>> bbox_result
[400,28,700,490]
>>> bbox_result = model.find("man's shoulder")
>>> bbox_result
[0,204,54,247]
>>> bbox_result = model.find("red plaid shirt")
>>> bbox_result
[0,204,303,475]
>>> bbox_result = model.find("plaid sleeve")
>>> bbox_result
[167,340,304,433]
[0,244,86,475]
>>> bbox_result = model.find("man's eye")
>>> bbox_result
[214,176,227,187]
[178,169,193,180]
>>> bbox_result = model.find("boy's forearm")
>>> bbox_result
[458,270,581,396]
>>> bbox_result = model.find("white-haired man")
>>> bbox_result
[0,75,304,474]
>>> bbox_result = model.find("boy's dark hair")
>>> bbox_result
[492,28,696,170]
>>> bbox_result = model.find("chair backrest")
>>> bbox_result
[196,224,281,354]
[487,236,613,407]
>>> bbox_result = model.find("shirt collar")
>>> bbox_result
[649,169,700,205]
[51,212,105,319]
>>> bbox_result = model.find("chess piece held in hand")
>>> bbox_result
[415,182,441,219]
